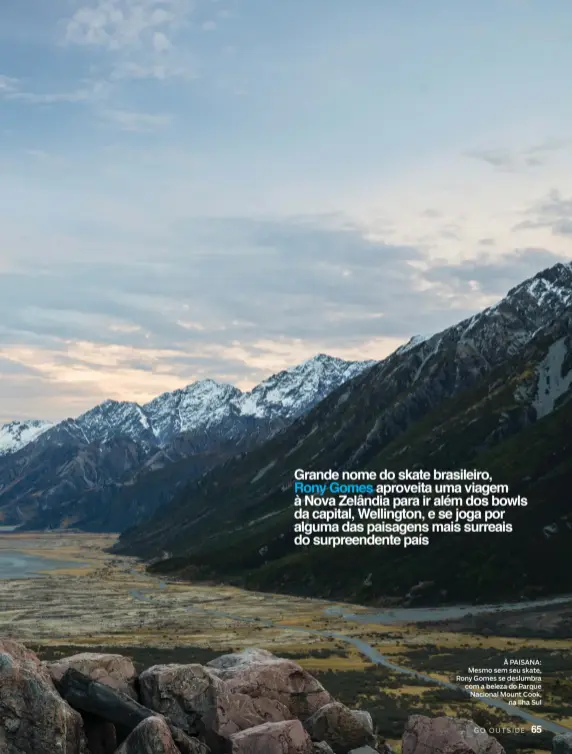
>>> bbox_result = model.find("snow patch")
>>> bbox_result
[396,333,433,354]
[250,460,277,484]
[0,420,53,455]
[532,338,572,419]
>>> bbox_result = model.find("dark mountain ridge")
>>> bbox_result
[114,262,572,604]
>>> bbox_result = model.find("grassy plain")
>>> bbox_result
[1,532,569,754]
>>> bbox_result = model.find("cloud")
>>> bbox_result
[0,77,111,107]
[513,190,572,237]
[465,139,572,173]
[2,213,569,421]
[63,0,197,81]
[7,88,94,104]
[2,2,572,421]
[466,148,518,172]
[100,107,173,131]
[0,75,19,93]
[425,247,567,298]
[64,0,193,50]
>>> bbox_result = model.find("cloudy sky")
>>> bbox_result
[1,0,572,422]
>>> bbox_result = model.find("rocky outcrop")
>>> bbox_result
[0,640,513,754]
[303,701,376,753]
[45,651,138,698]
[0,639,88,754]
[402,715,505,754]
[229,719,313,754]
[207,647,280,672]
[209,649,332,719]
[139,662,292,737]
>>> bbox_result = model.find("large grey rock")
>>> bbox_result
[304,702,376,753]
[402,715,505,754]
[115,716,207,754]
[45,651,138,699]
[207,648,282,672]
[213,654,332,719]
[553,733,572,754]
[139,662,291,737]
[0,639,88,754]
[230,719,314,754]
[351,711,374,736]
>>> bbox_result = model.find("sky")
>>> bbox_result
[1,0,572,422]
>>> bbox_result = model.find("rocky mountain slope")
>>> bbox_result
[115,262,572,604]
[0,355,374,528]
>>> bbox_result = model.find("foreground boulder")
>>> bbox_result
[553,733,572,754]
[0,640,88,754]
[402,715,505,754]
[209,650,332,719]
[207,648,283,672]
[116,716,207,754]
[139,663,291,737]
[45,652,138,699]
[0,640,510,754]
[304,702,376,753]
[55,666,221,754]
[230,719,314,754]
[0,639,46,669]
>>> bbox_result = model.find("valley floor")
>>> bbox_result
[0,532,570,753]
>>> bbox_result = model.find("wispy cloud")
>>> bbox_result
[466,139,572,173]
[2,0,572,420]
[0,77,110,107]
[0,75,19,93]
[100,107,173,131]
[63,0,197,81]
[514,190,572,237]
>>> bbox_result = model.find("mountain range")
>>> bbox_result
[113,261,572,604]
[0,355,374,529]
[2,260,571,605]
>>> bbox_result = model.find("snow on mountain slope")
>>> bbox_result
[143,380,243,444]
[142,355,376,438]
[238,354,376,420]
[0,355,375,456]
[74,399,159,446]
[0,420,53,456]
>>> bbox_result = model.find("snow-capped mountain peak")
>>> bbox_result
[3,261,570,459]
[507,260,572,308]
[0,420,54,456]
[143,379,243,443]
[0,354,376,457]
[239,354,376,420]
